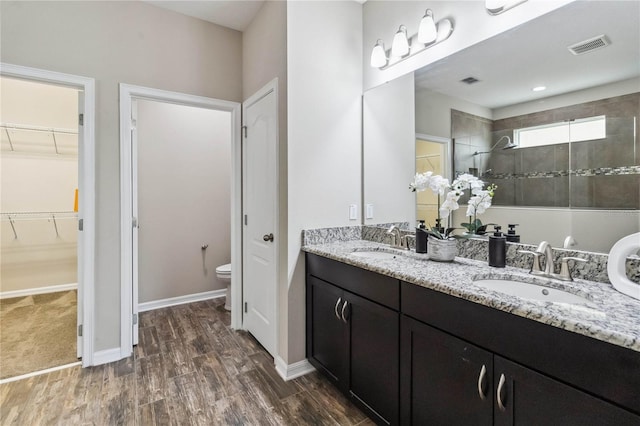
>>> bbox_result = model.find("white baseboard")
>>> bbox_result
[0,361,82,385]
[0,283,78,299]
[138,289,226,312]
[275,356,315,381]
[92,348,123,366]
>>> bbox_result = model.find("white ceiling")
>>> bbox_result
[145,0,264,31]
[415,1,640,109]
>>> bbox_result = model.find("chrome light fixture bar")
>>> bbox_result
[485,0,528,15]
[370,9,454,70]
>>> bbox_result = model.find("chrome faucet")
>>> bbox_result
[536,241,556,276]
[387,225,402,249]
[401,234,416,250]
[519,241,587,281]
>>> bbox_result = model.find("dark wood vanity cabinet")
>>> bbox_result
[306,253,640,425]
[401,315,638,426]
[306,254,399,425]
[400,315,494,425]
[401,281,640,425]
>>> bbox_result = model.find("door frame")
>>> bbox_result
[241,79,280,354]
[1,63,96,367]
[416,133,451,180]
[119,84,241,357]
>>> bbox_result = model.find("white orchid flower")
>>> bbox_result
[439,191,460,218]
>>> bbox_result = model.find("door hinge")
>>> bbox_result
[132,217,138,228]
[133,313,138,325]
[78,219,84,231]
[78,324,83,337]
[244,302,248,313]
[244,215,248,226]
[79,113,84,126]
[242,125,248,138]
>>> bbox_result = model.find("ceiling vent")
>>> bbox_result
[568,35,610,55]
[460,77,480,85]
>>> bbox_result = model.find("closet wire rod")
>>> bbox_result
[1,123,79,135]
[4,128,14,151]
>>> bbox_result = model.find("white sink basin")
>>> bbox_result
[350,250,399,260]
[473,279,603,316]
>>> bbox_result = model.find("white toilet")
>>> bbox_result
[215,263,232,311]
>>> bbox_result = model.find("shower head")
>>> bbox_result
[502,139,518,150]
[472,135,517,156]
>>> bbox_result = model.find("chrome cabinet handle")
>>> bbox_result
[341,300,349,323]
[477,365,487,400]
[334,297,342,320]
[497,373,507,411]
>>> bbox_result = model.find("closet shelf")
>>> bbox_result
[1,123,78,155]
[1,211,78,239]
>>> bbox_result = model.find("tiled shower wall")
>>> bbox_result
[453,93,640,209]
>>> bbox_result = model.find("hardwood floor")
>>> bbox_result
[0,298,373,425]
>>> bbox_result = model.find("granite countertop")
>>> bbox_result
[302,239,640,352]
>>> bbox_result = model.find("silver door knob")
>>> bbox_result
[263,233,274,242]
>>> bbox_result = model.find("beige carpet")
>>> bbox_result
[0,290,77,379]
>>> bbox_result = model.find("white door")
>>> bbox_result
[76,91,84,359]
[242,82,278,357]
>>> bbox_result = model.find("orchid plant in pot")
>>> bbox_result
[410,172,497,261]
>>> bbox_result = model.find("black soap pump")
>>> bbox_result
[416,220,428,254]
[506,224,520,243]
[489,225,506,268]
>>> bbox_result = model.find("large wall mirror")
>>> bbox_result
[363,0,639,254]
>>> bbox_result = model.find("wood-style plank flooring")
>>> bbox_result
[0,298,373,425]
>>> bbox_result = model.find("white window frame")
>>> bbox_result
[514,115,606,148]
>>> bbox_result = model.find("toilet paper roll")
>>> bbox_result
[607,232,640,300]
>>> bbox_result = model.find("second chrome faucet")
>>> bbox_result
[519,241,587,281]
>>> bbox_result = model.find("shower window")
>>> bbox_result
[515,115,606,148]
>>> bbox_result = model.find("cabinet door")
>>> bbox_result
[400,316,493,426]
[346,291,399,425]
[306,276,347,388]
[493,356,639,426]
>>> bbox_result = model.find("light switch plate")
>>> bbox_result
[349,204,358,220]
[366,204,374,220]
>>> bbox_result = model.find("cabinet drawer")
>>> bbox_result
[306,253,399,310]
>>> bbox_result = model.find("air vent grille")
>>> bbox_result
[461,77,480,85]
[568,35,610,55]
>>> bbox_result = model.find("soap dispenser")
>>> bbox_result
[506,224,520,243]
[489,225,506,268]
[416,220,428,254]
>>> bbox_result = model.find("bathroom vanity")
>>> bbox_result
[304,241,640,425]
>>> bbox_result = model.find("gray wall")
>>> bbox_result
[137,100,231,303]
[287,0,363,364]
[0,1,242,351]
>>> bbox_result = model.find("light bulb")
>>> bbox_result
[370,39,387,68]
[391,25,410,57]
[418,10,437,44]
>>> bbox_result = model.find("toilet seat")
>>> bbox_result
[216,263,231,276]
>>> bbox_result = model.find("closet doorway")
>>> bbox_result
[1,76,81,379]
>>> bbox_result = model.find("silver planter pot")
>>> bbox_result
[428,238,457,262]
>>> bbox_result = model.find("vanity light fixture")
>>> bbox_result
[370,10,454,70]
[370,39,388,68]
[418,9,438,44]
[391,25,410,57]
[485,0,528,15]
